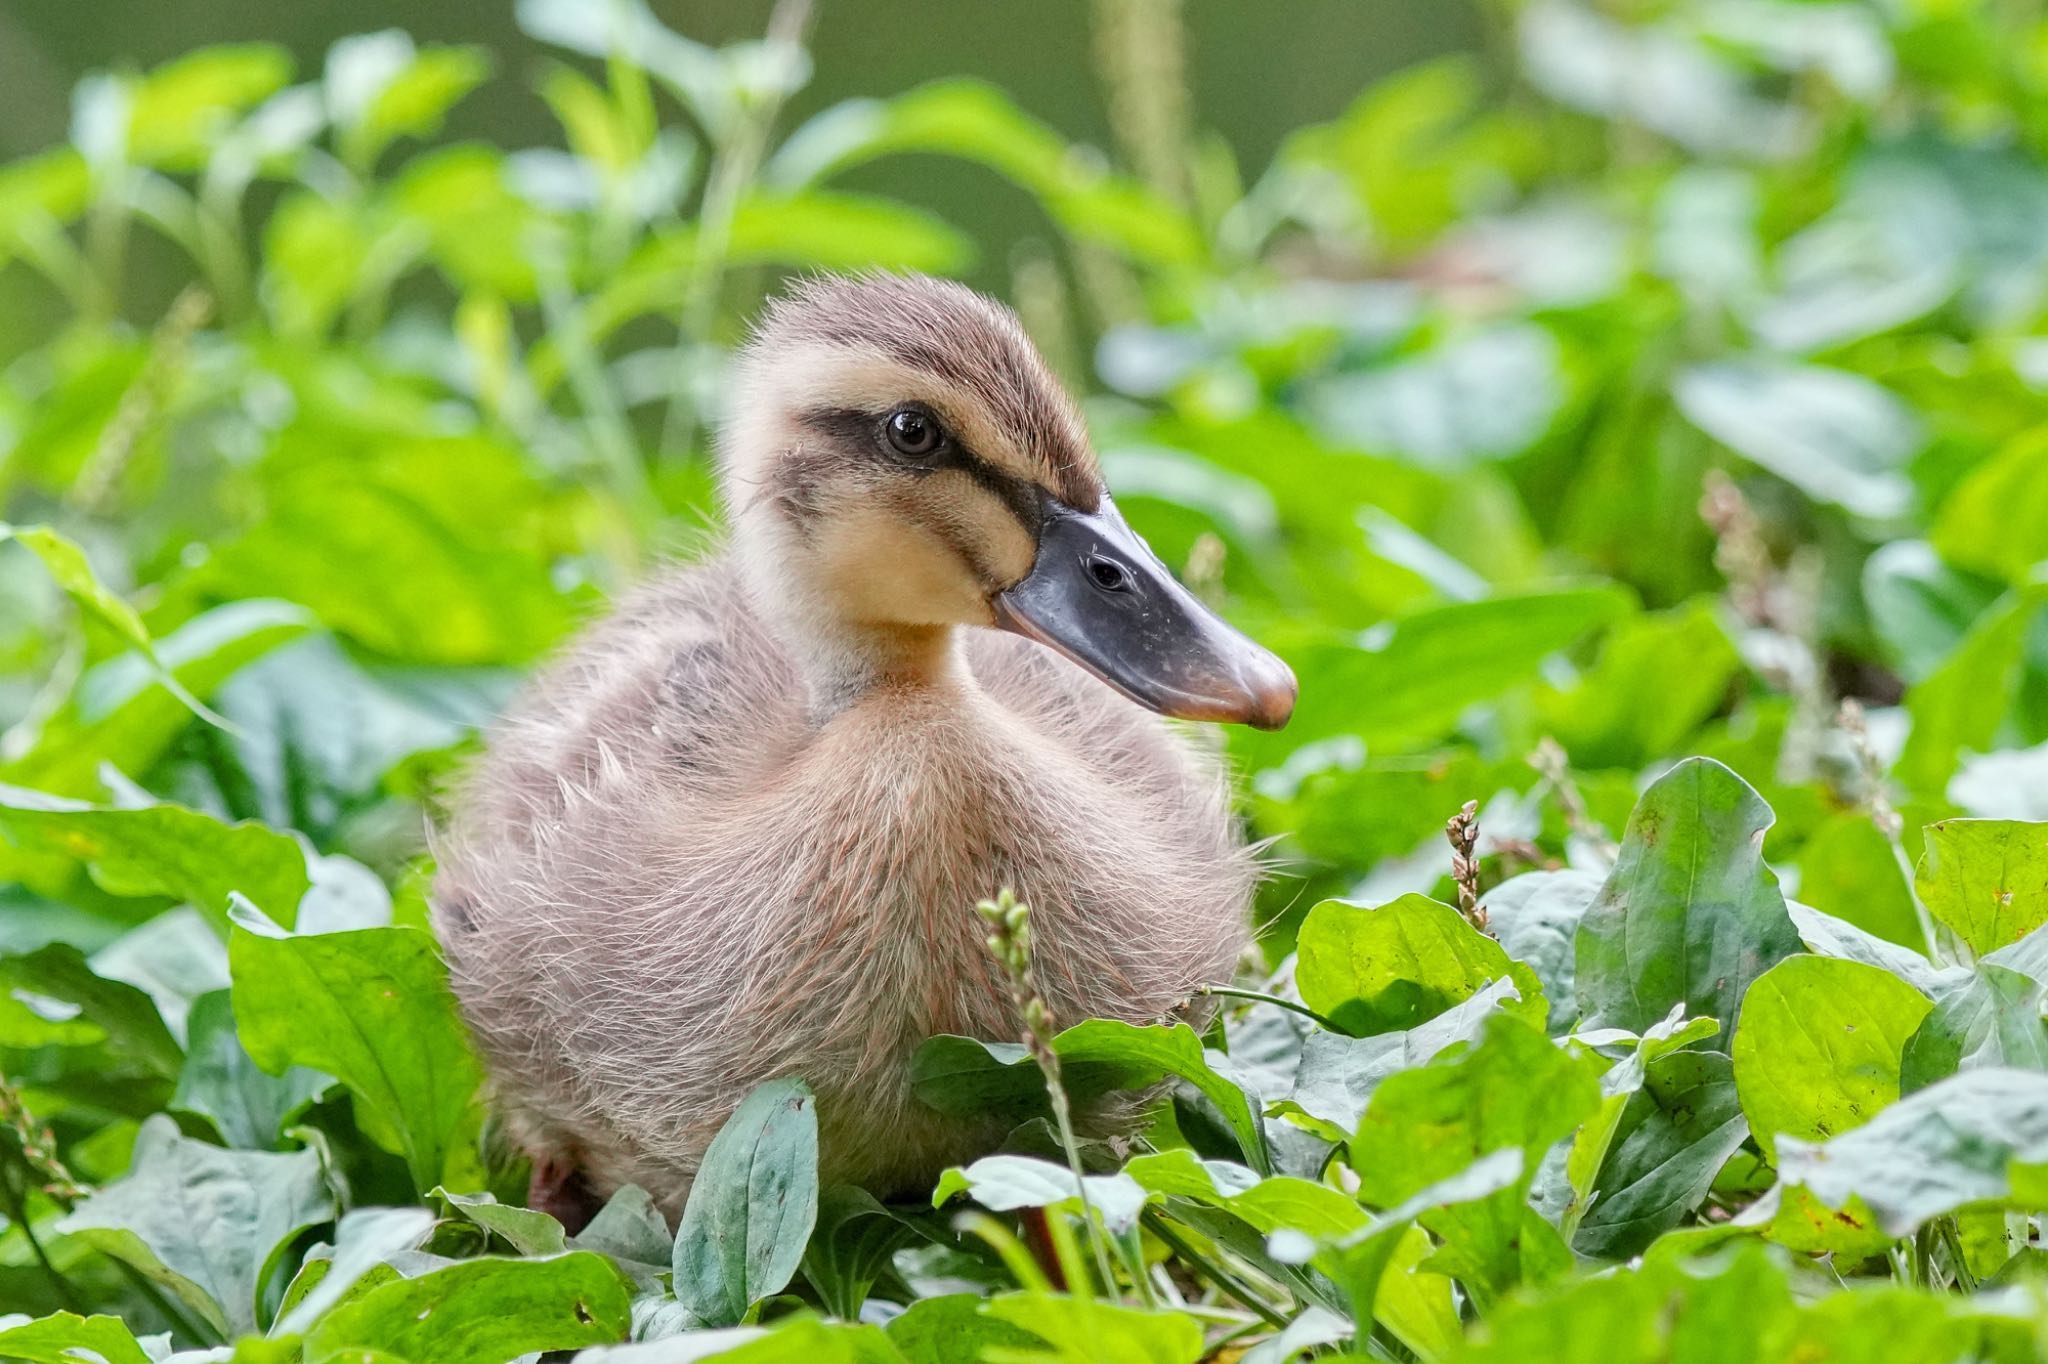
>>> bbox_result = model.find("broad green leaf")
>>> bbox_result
[1275,976,1525,1141]
[58,1114,333,1338]
[127,44,293,170]
[1535,601,1739,771]
[1352,1013,1601,1306]
[1123,1148,1367,1241]
[205,474,576,667]
[1795,813,1927,951]
[173,989,327,1148]
[1672,359,1921,519]
[1575,758,1803,1040]
[1306,324,1566,469]
[1732,956,1932,1161]
[304,1252,631,1363]
[0,1313,151,1364]
[1484,870,1603,1032]
[1740,1067,2048,1239]
[1896,589,2046,797]
[272,1206,436,1338]
[983,1293,1204,1364]
[263,192,372,337]
[0,523,223,729]
[910,1019,1270,1172]
[887,1295,1044,1364]
[933,1155,1148,1233]
[1569,1011,1743,1258]
[1269,584,1632,753]
[1051,1019,1271,1172]
[1900,964,2048,1091]
[772,80,1200,267]
[1916,819,2048,955]
[1787,900,1954,997]
[572,1184,674,1291]
[1295,893,1544,1038]
[1932,434,2048,588]
[435,1188,568,1256]
[0,783,309,929]
[0,943,180,1074]
[4,599,313,798]
[801,1186,915,1321]
[1863,539,2004,683]
[672,1078,821,1328]
[230,923,484,1192]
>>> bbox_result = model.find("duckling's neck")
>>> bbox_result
[788,618,969,728]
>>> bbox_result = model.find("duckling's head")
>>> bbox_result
[722,273,1294,730]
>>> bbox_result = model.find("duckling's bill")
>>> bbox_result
[992,494,1297,730]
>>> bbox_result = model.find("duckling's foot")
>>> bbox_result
[527,1149,600,1234]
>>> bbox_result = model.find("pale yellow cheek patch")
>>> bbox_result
[811,504,995,628]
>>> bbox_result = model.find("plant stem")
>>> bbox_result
[1140,1210,1290,1331]
[1197,985,1339,1032]
[977,891,1120,1295]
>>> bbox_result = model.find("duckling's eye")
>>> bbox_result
[883,408,942,459]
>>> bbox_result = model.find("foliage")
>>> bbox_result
[3,0,2048,1359]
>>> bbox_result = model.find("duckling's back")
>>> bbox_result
[433,552,1256,1214]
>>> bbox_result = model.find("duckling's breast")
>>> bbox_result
[434,567,1255,1210]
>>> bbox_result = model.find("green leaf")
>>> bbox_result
[206,474,576,668]
[1794,813,1928,952]
[1931,433,2048,588]
[1572,1018,1746,1259]
[1896,589,2046,797]
[0,522,225,730]
[1351,1013,1602,1306]
[1296,893,1544,1038]
[982,1293,1204,1364]
[127,44,293,170]
[1900,964,2048,1091]
[1863,540,2004,683]
[910,1019,1270,1173]
[672,1078,821,1328]
[1575,758,1803,1040]
[435,1188,568,1256]
[0,783,310,928]
[303,1251,631,1363]
[1484,870,1603,1032]
[933,1155,1148,1233]
[230,923,484,1192]
[1050,1019,1271,1172]
[1275,975,1526,1141]
[58,1113,334,1338]
[4,599,313,799]
[1268,584,1633,754]
[1740,1067,2048,1240]
[572,1184,674,1290]
[173,989,328,1148]
[1535,601,1740,770]
[773,80,1201,267]
[0,1313,151,1364]
[1732,955,1933,1161]
[1672,359,1922,518]
[801,1186,916,1321]
[1916,819,2048,955]
[887,1295,1043,1364]
[1122,1148,1368,1241]
[0,942,181,1074]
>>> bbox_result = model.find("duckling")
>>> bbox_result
[432,273,1295,1225]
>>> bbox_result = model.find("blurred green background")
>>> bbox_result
[0,0,1479,315]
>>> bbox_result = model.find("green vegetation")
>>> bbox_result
[4,0,2048,1358]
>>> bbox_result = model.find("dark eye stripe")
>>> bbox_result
[794,404,1045,536]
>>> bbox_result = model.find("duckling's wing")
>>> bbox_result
[436,554,801,892]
